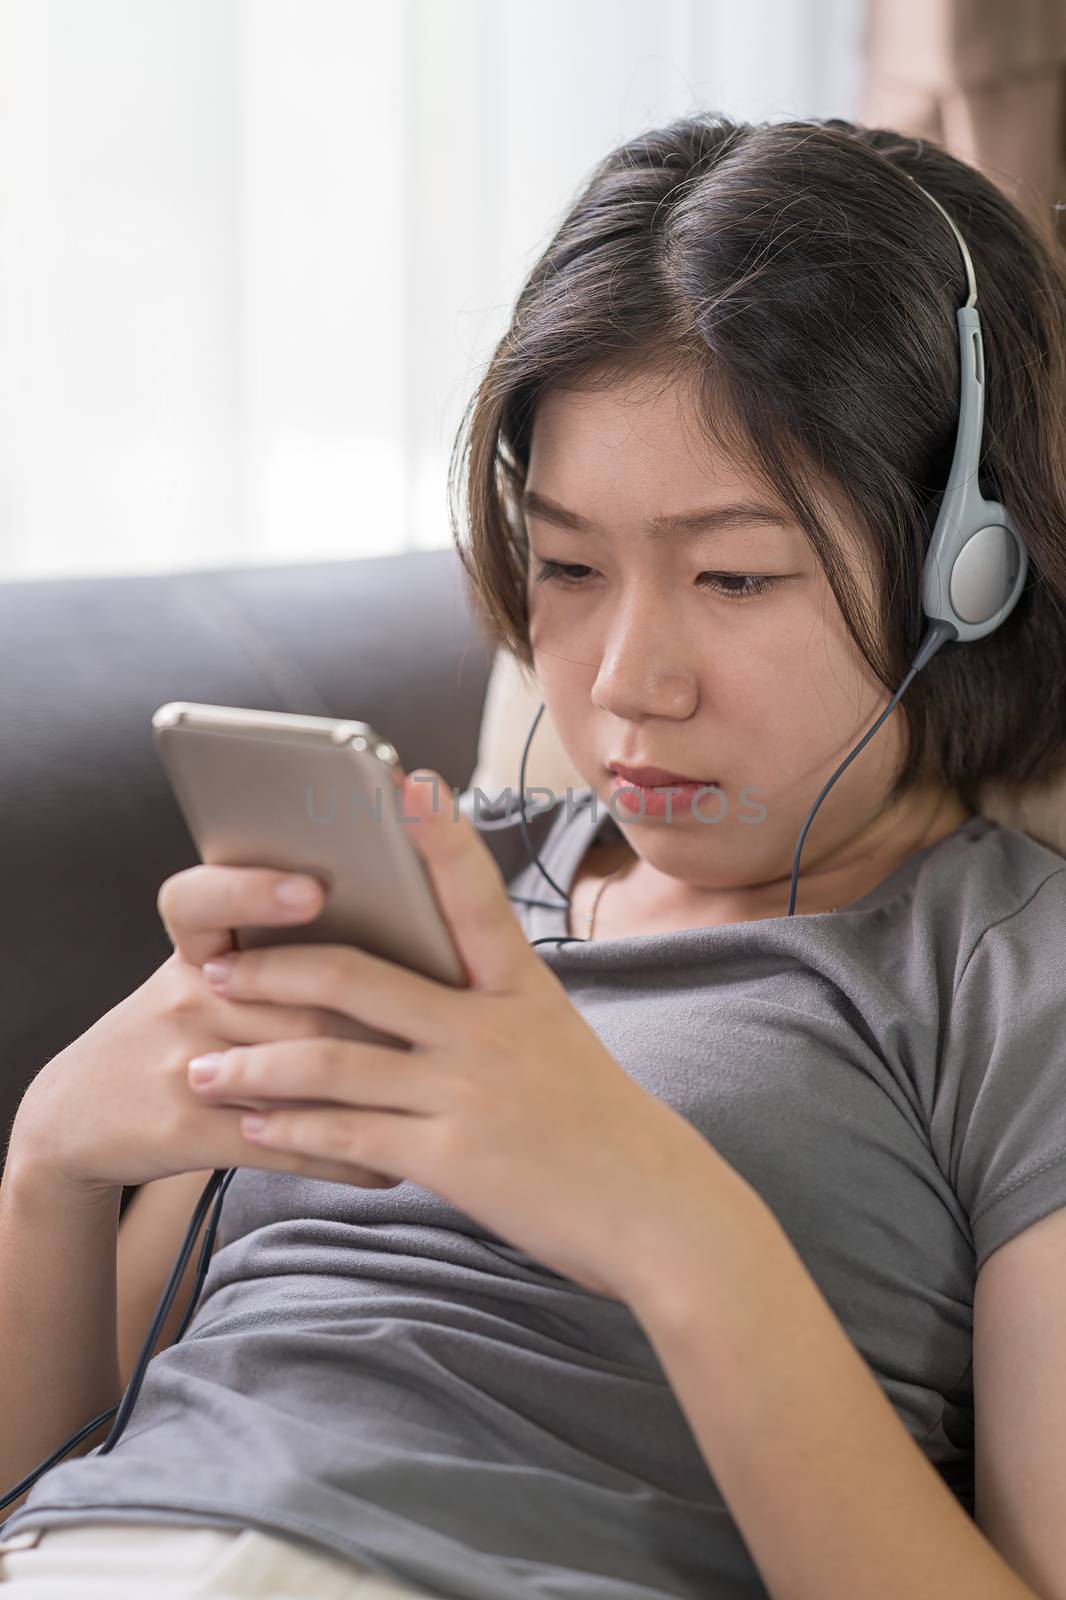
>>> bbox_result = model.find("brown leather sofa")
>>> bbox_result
[0,548,495,1208]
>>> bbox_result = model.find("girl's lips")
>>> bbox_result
[608,766,716,788]
[606,770,724,819]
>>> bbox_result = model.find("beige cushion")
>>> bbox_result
[471,647,1066,858]
[469,649,586,801]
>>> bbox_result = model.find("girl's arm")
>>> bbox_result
[625,1158,1039,1600]
[0,1153,123,1515]
[0,1158,216,1519]
[115,1168,217,1388]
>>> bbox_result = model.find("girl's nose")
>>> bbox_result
[591,625,699,721]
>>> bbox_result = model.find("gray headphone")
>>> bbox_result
[509,174,1031,930]
[907,176,1028,655]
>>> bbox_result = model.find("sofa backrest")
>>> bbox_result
[0,548,494,1170]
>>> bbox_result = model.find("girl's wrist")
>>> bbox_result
[621,1145,777,1327]
[4,1122,125,1219]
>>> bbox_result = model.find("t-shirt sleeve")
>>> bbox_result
[933,866,1066,1273]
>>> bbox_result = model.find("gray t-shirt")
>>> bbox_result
[5,788,1066,1600]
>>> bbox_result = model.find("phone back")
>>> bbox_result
[152,703,466,990]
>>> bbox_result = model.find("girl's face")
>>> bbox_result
[523,369,964,920]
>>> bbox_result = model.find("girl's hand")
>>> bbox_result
[184,769,719,1303]
[10,862,406,1198]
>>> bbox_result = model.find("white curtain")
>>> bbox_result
[0,0,863,582]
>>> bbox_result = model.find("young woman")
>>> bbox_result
[2,113,1065,1600]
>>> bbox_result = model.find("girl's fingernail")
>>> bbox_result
[275,876,319,907]
[188,1053,223,1083]
[243,1113,268,1133]
[203,958,234,987]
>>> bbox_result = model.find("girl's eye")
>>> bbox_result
[531,558,782,602]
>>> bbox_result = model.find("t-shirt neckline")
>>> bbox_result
[522,787,995,955]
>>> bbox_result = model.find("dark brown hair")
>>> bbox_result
[447,113,1066,812]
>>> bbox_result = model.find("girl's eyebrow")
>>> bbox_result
[521,487,792,541]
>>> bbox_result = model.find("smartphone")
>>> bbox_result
[151,703,468,1013]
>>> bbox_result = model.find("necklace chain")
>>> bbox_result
[584,859,631,940]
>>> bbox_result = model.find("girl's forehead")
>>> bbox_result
[529,391,778,508]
